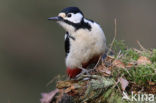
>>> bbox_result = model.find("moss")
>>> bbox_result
[150,49,156,63]
[121,49,139,64]
[112,40,156,85]
[123,64,156,85]
[112,40,127,54]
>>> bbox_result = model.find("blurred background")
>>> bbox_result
[0,0,156,103]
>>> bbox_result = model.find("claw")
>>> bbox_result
[76,67,89,78]
[74,67,92,80]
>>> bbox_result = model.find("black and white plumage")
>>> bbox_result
[48,7,106,78]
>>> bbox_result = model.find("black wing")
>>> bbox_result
[64,32,70,57]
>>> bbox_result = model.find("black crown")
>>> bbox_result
[61,7,84,16]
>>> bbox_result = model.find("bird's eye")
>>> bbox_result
[67,14,72,17]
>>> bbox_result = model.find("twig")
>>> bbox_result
[133,48,142,54]
[47,75,65,87]
[107,18,117,55]
[116,50,121,59]
[136,40,147,51]
[93,56,102,70]
[112,80,119,89]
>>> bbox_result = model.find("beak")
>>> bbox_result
[48,16,62,21]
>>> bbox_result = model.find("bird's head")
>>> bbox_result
[48,7,84,33]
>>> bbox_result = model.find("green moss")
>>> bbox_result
[121,49,139,64]
[150,49,156,62]
[125,64,156,85]
[111,40,156,85]
[112,63,156,86]
[112,40,127,54]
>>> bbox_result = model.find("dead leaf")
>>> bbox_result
[96,65,111,76]
[64,84,79,93]
[56,81,72,89]
[118,77,129,91]
[137,56,151,65]
[40,89,59,103]
[113,60,125,68]
[126,62,136,68]
[96,65,105,72]
[106,55,115,61]
[64,87,72,93]
[126,63,133,68]
[148,81,156,86]
[64,85,80,96]
[104,69,111,75]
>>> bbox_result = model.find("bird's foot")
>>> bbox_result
[76,67,89,77]
[75,67,91,80]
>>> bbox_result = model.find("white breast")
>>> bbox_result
[65,19,106,68]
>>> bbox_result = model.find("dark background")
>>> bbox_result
[0,0,156,103]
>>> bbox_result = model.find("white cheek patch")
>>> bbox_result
[65,13,83,23]
[57,21,75,33]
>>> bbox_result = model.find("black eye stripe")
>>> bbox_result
[63,18,91,31]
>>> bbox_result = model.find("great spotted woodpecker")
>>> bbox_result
[48,7,106,78]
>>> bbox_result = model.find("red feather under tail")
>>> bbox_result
[66,68,82,78]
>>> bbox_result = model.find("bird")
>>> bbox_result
[48,7,107,78]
